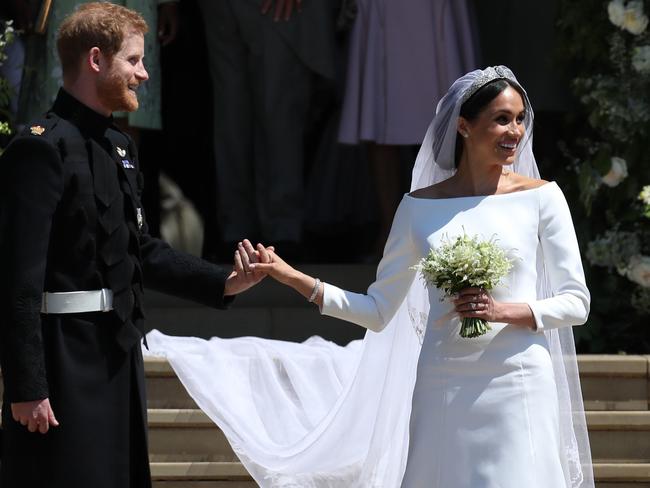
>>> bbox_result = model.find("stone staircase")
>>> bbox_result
[145,354,650,487]
[142,265,650,487]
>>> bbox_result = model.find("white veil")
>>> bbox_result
[145,66,593,488]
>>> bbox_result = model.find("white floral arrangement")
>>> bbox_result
[412,232,514,338]
[560,1,650,324]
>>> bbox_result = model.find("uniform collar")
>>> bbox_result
[51,88,114,137]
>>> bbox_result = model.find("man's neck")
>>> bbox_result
[62,80,112,117]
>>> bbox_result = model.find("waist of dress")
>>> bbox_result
[421,319,551,371]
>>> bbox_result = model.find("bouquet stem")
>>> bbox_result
[460,317,492,338]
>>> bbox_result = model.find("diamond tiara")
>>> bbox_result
[460,66,516,104]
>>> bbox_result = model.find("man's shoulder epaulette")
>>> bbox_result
[18,113,60,141]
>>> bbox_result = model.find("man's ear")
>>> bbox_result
[87,47,102,74]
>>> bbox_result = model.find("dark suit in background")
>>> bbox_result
[196,0,338,246]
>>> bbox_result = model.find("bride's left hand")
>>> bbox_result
[453,287,500,322]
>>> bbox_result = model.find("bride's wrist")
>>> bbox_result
[287,270,309,289]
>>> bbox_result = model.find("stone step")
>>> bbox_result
[588,412,650,463]
[143,355,650,411]
[150,462,254,487]
[148,409,650,464]
[149,461,650,486]
[580,356,650,411]
[148,409,233,462]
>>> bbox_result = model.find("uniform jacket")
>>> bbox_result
[0,88,232,403]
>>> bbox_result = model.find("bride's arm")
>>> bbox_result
[526,183,591,331]
[252,197,420,332]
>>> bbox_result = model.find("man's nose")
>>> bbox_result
[137,63,149,81]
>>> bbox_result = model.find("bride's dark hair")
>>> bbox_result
[454,79,528,167]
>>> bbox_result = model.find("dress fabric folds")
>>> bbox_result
[146,182,590,487]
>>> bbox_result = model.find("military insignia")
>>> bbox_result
[136,208,144,230]
[121,159,135,169]
[30,125,46,136]
[116,146,127,157]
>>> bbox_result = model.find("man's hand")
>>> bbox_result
[11,398,59,434]
[223,239,274,296]
[158,2,179,47]
[261,0,303,22]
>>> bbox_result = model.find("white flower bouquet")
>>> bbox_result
[413,232,514,338]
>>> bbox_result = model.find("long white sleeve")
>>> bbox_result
[321,198,419,332]
[527,184,590,332]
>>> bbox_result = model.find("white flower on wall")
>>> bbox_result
[601,156,628,187]
[623,1,649,34]
[608,0,627,26]
[626,255,650,287]
[608,0,649,34]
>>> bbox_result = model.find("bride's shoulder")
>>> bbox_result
[509,173,550,191]
[408,181,456,200]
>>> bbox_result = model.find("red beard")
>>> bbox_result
[97,71,139,113]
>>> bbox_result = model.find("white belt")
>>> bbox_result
[41,289,113,314]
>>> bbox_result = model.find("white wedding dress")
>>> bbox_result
[321,181,589,487]
[146,181,589,487]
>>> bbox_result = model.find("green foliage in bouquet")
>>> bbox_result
[557,0,650,352]
[413,232,514,339]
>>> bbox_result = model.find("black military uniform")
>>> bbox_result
[0,89,233,488]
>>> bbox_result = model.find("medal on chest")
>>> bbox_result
[116,146,135,169]
[136,208,144,231]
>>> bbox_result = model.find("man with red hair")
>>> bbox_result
[0,4,265,486]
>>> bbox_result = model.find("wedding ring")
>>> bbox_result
[470,302,476,310]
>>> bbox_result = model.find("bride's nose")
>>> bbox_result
[507,122,521,138]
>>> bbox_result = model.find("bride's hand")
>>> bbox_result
[453,287,499,322]
[249,247,299,286]
[224,239,274,296]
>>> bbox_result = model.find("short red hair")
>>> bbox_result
[57,2,148,81]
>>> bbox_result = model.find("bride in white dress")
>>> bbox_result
[146,66,594,487]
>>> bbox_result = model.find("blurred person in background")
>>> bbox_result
[196,0,338,259]
[339,0,478,258]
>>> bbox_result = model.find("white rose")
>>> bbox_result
[623,1,649,35]
[626,254,650,287]
[632,45,650,73]
[638,185,650,205]
[608,0,626,26]
[601,156,628,187]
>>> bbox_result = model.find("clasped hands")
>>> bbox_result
[223,238,300,294]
